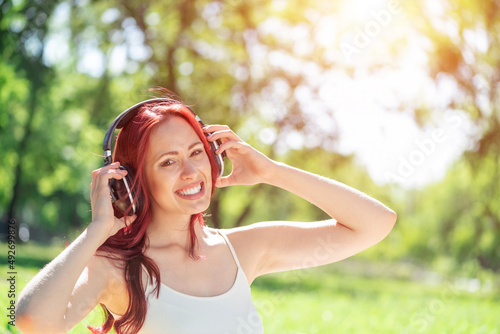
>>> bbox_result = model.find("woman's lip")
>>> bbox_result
[175,181,202,193]
[175,181,205,200]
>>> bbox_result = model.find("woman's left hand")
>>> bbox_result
[203,125,275,188]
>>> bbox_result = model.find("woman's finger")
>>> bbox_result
[203,124,230,132]
[203,125,240,142]
[215,175,233,188]
[90,163,127,201]
[91,162,121,185]
[206,130,241,145]
[95,166,127,185]
[214,139,249,156]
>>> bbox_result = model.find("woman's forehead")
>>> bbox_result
[147,116,201,158]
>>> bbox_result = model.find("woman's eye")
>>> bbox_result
[191,149,202,157]
[160,159,175,167]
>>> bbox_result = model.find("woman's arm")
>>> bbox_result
[16,162,132,333]
[248,162,396,275]
[205,125,396,280]
[16,228,109,333]
[264,161,396,239]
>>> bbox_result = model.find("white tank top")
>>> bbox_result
[112,231,264,334]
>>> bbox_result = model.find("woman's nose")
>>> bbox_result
[180,160,198,179]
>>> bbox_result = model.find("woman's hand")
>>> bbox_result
[204,125,276,188]
[89,162,136,240]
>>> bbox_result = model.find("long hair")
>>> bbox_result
[88,98,219,334]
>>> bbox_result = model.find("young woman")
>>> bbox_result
[16,97,397,334]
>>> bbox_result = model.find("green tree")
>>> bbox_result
[404,1,500,270]
[1,0,59,238]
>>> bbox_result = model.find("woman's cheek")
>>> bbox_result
[146,172,163,200]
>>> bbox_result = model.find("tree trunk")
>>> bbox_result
[7,81,38,223]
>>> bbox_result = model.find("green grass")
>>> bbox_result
[251,266,500,333]
[2,241,499,334]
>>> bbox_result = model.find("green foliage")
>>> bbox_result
[0,62,28,206]
[402,156,500,273]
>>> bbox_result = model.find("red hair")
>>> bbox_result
[89,99,219,334]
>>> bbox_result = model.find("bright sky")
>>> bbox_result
[323,1,476,189]
[313,51,476,189]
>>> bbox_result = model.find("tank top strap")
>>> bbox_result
[217,230,242,269]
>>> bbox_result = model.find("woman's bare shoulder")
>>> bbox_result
[216,224,270,283]
[218,222,274,241]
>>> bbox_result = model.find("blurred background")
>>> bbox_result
[1,0,499,333]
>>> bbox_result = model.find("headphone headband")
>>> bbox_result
[102,98,197,166]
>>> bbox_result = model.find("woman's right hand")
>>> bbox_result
[89,162,136,240]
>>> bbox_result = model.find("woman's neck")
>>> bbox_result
[146,211,204,250]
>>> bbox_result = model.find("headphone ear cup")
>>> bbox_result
[109,165,140,215]
[207,139,225,179]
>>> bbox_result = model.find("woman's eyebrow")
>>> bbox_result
[155,141,203,160]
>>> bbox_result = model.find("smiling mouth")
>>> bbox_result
[175,181,205,199]
[177,183,202,196]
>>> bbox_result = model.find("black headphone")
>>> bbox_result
[103,98,225,216]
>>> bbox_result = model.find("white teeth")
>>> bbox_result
[178,184,202,196]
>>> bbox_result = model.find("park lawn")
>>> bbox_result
[251,267,500,333]
[2,242,499,334]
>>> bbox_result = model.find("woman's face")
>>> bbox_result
[145,116,212,220]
